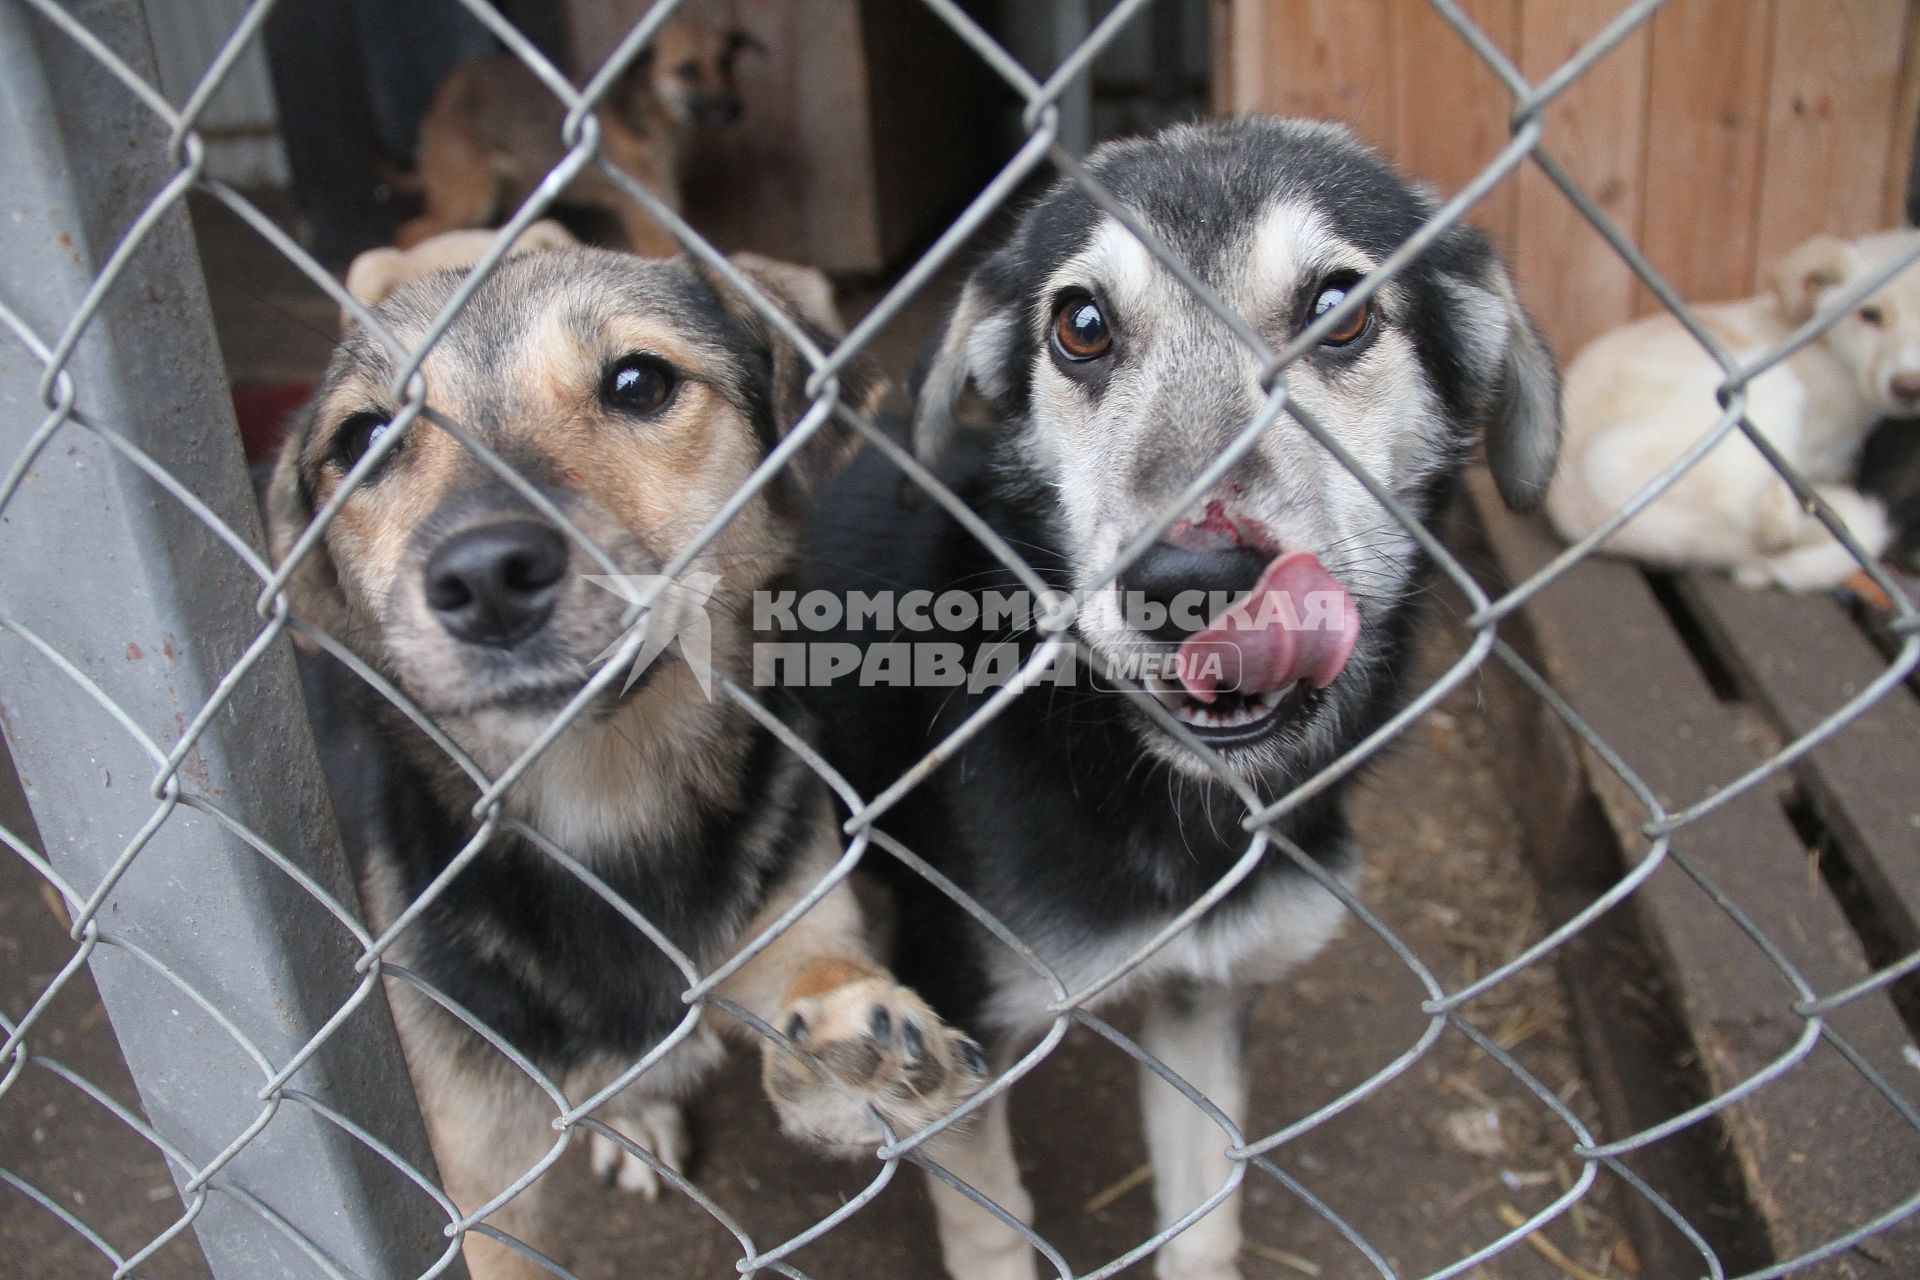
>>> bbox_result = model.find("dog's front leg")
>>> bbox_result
[410,1052,566,1280]
[923,1080,1039,1280]
[1140,981,1251,1280]
[712,836,987,1155]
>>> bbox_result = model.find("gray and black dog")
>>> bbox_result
[800,118,1560,1280]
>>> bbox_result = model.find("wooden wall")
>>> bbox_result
[1214,0,1920,362]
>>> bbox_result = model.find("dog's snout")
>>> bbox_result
[1121,541,1269,642]
[424,521,568,648]
[1891,372,1920,405]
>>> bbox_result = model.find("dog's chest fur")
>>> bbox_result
[979,868,1352,1035]
[306,657,815,1073]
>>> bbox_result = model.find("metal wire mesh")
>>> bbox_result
[1,1,1917,1278]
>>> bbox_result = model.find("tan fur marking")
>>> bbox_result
[784,955,882,1003]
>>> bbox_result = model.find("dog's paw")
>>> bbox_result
[585,1101,688,1202]
[763,970,988,1155]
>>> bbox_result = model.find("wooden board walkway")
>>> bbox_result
[1464,471,1920,1278]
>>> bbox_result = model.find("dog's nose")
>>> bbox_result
[424,521,568,648]
[1120,541,1269,643]
[1892,372,1920,405]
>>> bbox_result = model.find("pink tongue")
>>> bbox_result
[1175,551,1360,703]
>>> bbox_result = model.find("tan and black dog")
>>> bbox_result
[267,244,983,1279]
[396,16,752,254]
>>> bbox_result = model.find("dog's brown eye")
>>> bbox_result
[335,411,395,471]
[1311,275,1372,347]
[1052,296,1112,361]
[1860,305,1886,326]
[601,355,676,416]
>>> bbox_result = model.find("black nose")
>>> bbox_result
[1119,541,1269,643]
[423,521,568,648]
[696,97,742,126]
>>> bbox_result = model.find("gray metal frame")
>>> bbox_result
[0,0,1916,1277]
[0,3,458,1276]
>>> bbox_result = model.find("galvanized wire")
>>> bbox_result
[1,2,1916,1279]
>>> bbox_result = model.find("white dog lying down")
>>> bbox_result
[1547,230,1920,591]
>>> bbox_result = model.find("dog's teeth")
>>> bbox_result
[1166,682,1297,731]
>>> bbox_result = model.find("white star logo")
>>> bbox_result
[583,572,723,698]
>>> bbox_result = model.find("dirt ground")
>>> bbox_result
[0,197,1641,1279]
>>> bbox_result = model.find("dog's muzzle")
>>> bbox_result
[1118,531,1362,743]
[423,520,568,649]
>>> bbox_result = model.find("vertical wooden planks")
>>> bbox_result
[1514,0,1654,361]
[1211,0,1238,116]
[1214,0,1920,354]
[1752,0,1909,273]
[1390,0,1523,257]
[1228,0,1399,154]
[1222,0,1265,117]
[1884,0,1920,227]
[792,0,879,269]
[1636,0,1775,310]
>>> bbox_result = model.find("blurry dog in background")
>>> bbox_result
[1548,229,1920,591]
[396,15,754,254]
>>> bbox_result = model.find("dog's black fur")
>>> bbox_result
[800,434,1381,1031]
[301,657,818,1068]
[799,120,1544,1036]
[1861,416,1920,572]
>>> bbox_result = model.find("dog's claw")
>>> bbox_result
[764,974,986,1156]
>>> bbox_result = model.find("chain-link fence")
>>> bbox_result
[2,1,1917,1278]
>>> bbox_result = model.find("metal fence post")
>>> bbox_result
[1,0,1916,1275]
[0,2,463,1276]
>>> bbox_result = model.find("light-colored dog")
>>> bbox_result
[1546,229,1920,591]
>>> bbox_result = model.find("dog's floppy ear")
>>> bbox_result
[1479,267,1562,512]
[700,254,884,496]
[263,411,352,648]
[911,275,1020,479]
[1772,233,1855,324]
[341,221,577,324]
